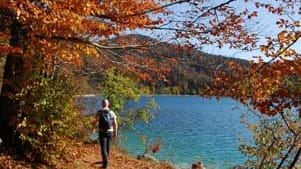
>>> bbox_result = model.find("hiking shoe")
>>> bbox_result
[102,162,108,169]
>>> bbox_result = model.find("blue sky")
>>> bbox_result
[129,0,301,61]
[200,0,301,61]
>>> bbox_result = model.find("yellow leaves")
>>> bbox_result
[16,9,21,20]
[294,21,300,27]
[247,124,257,131]
[282,49,297,57]
[277,31,287,41]
[17,117,28,129]
[37,131,43,137]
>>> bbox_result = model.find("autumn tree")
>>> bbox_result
[240,109,301,168]
[2,0,299,164]
[0,0,257,145]
[0,0,172,160]
[200,1,301,168]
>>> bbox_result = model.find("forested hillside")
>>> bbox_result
[81,34,248,95]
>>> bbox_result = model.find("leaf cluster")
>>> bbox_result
[240,110,301,168]
[13,74,78,163]
[99,67,158,129]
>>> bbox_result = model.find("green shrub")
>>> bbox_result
[14,74,77,163]
[100,67,157,128]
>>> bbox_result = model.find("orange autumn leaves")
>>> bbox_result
[204,45,301,117]
[0,0,170,81]
[2,0,163,37]
[2,0,301,117]
[203,1,301,116]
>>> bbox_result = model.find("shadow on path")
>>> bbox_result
[92,161,103,165]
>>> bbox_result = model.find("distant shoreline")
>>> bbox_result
[73,94,202,97]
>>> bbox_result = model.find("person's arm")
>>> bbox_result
[92,112,98,132]
[113,117,118,138]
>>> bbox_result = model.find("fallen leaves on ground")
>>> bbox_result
[0,143,175,169]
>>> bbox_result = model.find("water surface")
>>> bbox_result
[120,95,250,169]
[75,95,250,169]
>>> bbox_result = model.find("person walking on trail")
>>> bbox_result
[92,99,118,169]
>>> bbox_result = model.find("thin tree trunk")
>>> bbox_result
[289,147,301,169]
[276,143,296,169]
[0,56,7,95]
[259,140,275,169]
[0,9,26,148]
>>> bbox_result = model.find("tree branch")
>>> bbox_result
[92,0,191,20]
[241,33,301,81]
[90,42,153,50]
[276,143,296,169]
[280,111,297,137]
[120,0,190,18]
[289,147,301,169]
[143,26,210,34]
[38,34,160,50]
[259,140,275,169]
[192,0,237,23]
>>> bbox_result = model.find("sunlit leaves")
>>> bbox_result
[203,1,301,117]
[99,67,157,127]
[240,110,301,168]
[13,74,77,163]
[0,0,167,82]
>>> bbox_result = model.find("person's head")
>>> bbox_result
[102,99,109,108]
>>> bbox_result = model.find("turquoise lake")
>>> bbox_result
[76,95,251,169]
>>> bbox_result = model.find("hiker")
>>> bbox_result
[92,99,118,169]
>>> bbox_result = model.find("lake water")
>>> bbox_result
[76,95,251,169]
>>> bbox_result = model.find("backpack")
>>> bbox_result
[98,109,113,132]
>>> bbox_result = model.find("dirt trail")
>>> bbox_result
[0,143,174,169]
[64,144,174,169]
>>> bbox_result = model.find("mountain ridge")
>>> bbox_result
[81,34,249,94]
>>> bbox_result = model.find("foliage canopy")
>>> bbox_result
[2,0,301,165]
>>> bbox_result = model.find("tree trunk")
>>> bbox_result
[0,8,26,150]
[0,55,6,95]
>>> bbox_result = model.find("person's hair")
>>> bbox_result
[102,99,109,107]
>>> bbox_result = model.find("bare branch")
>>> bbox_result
[90,42,152,50]
[92,0,190,20]
[280,111,297,137]
[143,26,210,34]
[276,143,297,169]
[192,0,237,23]
[40,34,161,50]
[93,45,159,73]
[259,140,276,169]
[120,0,190,18]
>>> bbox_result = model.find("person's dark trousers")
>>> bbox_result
[99,131,112,168]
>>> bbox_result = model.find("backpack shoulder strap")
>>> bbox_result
[96,109,104,118]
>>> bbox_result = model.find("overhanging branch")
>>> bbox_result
[39,34,160,50]
[192,0,237,23]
